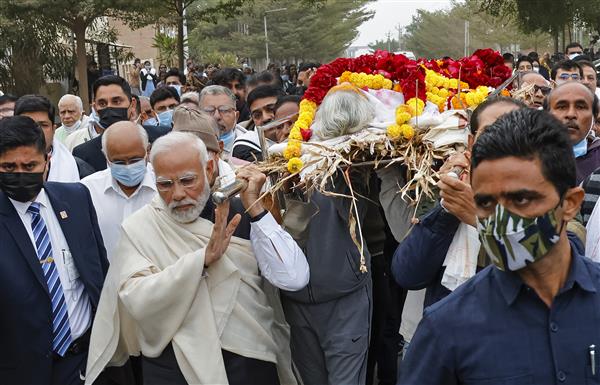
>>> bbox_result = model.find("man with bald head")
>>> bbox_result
[80,121,156,261]
[516,71,551,109]
[55,94,88,144]
[546,81,600,183]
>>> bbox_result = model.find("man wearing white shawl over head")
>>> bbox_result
[84,131,309,385]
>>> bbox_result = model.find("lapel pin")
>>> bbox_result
[60,211,68,219]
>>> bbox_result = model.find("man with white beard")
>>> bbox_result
[85,132,309,385]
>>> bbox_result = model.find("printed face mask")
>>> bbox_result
[477,203,563,271]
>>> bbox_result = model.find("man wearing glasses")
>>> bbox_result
[551,60,583,86]
[80,121,156,261]
[516,71,552,109]
[199,85,248,159]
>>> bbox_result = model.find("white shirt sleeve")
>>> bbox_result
[249,212,309,291]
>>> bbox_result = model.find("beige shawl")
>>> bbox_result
[85,196,295,385]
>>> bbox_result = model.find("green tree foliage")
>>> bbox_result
[480,0,600,51]
[403,0,553,59]
[188,0,373,65]
[0,9,73,95]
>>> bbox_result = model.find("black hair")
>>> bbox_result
[149,86,180,109]
[575,59,595,71]
[132,94,141,116]
[165,68,185,84]
[502,52,514,62]
[516,56,533,69]
[0,94,18,106]
[470,96,527,135]
[298,62,320,73]
[14,95,55,124]
[565,42,584,53]
[0,115,46,157]
[211,68,246,87]
[246,84,284,110]
[543,83,599,119]
[143,60,151,66]
[551,60,583,81]
[134,58,141,64]
[528,51,539,61]
[274,95,301,112]
[247,71,283,90]
[472,108,575,196]
[92,75,132,101]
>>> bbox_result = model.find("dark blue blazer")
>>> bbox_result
[0,182,108,385]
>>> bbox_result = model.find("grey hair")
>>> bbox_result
[312,90,374,139]
[181,91,200,106]
[150,131,208,166]
[101,123,149,157]
[58,94,83,111]
[199,85,236,105]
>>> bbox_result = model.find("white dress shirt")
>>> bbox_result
[48,139,80,183]
[10,189,91,339]
[81,164,157,261]
[249,212,309,291]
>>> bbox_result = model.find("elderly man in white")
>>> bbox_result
[55,94,89,144]
[80,121,156,261]
[85,132,309,385]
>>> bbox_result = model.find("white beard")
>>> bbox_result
[166,178,211,224]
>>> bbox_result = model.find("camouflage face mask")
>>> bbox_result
[477,204,563,271]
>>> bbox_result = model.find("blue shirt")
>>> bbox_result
[398,242,600,385]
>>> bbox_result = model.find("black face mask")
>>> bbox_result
[98,107,129,129]
[0,172,45,202]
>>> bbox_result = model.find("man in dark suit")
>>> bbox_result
[0,116,109,385]
[73,75,171,172]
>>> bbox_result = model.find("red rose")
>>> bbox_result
[300,128,312,141]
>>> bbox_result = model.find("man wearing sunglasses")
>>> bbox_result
[518,72,552,109]
[551,60,583,86]
[80,121,156,262]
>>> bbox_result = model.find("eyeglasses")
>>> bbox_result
[533,85,552,95]
[109,157,145,166]
[202,105,236,115]
[155,173,200,192]
[558,73,580,81]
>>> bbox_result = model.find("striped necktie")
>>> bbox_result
[27,202,73,356]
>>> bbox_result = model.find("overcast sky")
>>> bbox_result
[354,0,453,46]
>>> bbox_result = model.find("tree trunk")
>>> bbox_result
[177,0,185,72]
[553,29,559,53]
[73,18,90,112]
[12,36,42,95]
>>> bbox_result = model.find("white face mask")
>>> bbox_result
[533,66,540,73]
[63,119,82,133]
[568,53,581,60]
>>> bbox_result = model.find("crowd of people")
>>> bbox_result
[0,41,599,385]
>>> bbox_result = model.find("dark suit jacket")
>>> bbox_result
[73,135,105,172]
[72,124,172,172]
[0,182,109,385]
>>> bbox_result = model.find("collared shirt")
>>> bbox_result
[399,242,600,385]
[9,189,91,339]
[80,164,157,261]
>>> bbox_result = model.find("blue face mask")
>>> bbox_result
[170,84,182,96]
[220,129,235,152]
[157,109,174,127]
[573,137,588,158]
[109,159,147,187]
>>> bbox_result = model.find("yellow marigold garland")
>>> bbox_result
[339,71,393,90]
[287,157,304,174]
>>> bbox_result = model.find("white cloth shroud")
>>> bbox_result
[441,222,481,291]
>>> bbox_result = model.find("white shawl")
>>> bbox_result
[49,139,80,182]
[85,196,295,384]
